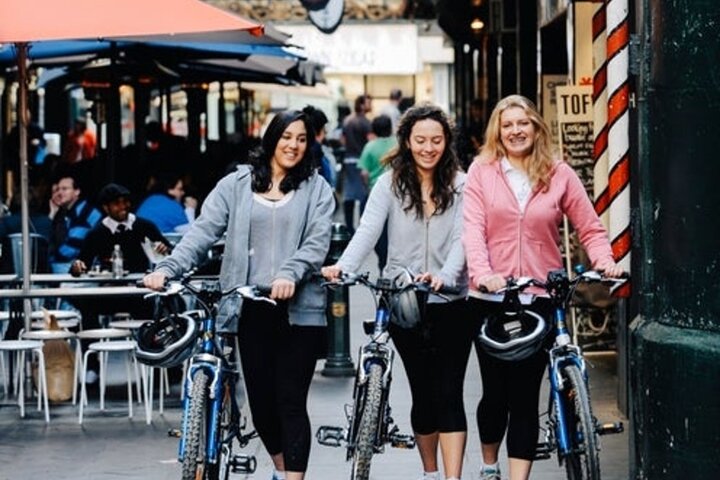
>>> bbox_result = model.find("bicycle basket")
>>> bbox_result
[134,313,197,368]
[477,308,549,361]
[389,269,429,329]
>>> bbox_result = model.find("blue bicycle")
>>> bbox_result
[137,274,271,480]
[316,271,457,480]
[487,269,626,480]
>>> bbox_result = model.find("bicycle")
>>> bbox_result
[315,271,456,480]
[138,273,271,480]
[487,268,627,480]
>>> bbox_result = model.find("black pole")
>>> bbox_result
[321,223,355,377]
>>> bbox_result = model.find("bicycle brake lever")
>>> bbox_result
[142,282,183,300]
[236,286,277,306]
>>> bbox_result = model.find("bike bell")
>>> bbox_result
[389,268,429,329]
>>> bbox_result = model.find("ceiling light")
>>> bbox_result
[470,18,485,32]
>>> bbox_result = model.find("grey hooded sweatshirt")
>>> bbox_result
[154,165,335,331]
[337,170,468,301]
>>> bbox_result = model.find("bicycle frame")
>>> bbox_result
[316,273,417,471]
[179,312,235,465]
[546,305,588,457]
[348,302,395,457]
[143,277,264,479]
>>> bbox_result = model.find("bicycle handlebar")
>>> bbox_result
[321,271,461,297]
[137,276,275,305]
[484,269,629,307]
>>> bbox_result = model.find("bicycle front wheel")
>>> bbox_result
[562,364,600,480]
[182,370,209,480]
[350,363,384,480]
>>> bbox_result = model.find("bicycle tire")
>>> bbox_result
[350,363,384,480]
[182,370,209,480]
[561,364,601,480]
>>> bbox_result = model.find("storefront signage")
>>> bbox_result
[281,24,418,75]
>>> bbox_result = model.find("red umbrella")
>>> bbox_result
[0,0,263,328]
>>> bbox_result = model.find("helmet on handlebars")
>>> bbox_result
[134,313,197,368]
[389,269,429,329]
[477,308,549,361]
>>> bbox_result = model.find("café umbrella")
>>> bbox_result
[0,0,263,330]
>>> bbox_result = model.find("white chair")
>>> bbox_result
[75,328,141,405]
[78,339,143,424]
[0,339,50,422]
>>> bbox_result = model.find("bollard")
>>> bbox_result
[321,223,355,377]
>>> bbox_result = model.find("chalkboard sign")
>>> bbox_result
[556,85,594,193]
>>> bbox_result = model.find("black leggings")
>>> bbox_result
[472,298,552,460]
[237,300,326,472]
[389,300,477,435]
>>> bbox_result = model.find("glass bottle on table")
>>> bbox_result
[111,244,124,278]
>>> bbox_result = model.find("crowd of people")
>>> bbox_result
[1,93,623,480]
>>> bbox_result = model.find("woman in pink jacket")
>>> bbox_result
[462,95,622,480]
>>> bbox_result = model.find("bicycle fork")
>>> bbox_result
[316,343,415,451]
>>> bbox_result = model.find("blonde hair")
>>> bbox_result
[480,95,556,192]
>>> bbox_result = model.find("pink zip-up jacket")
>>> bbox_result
[463,158,614,294]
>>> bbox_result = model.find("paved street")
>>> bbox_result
[0,255,629,479]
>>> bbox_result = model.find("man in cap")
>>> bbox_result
[70,183,171,276]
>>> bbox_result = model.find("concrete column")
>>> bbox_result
[630,0,720,478]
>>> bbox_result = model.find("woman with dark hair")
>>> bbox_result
[144,110,335,480]
[136,171,196,234]
[323,103,473,480]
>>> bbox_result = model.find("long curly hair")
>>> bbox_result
[481,95,556,192]
[386,103,460,218]
[249,110,316,193]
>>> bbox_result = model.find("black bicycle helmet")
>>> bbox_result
[134,313,197,368]
[477,308,549,361]
[389,269,429,329]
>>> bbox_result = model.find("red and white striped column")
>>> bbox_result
[592,1,609,227]
[606,0,631,295]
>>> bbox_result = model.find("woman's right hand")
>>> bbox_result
[478,274,506,293]
[143,271,168,291]
[321,264,342,281]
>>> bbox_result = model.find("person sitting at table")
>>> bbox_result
[48,173,102,274]
[70,183,171,384]
[69,183,171,276]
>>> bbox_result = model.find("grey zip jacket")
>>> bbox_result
[337,171,468,300]
[154,165,335,330]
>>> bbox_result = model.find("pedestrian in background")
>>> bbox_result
[380,87,403,133]
[302,105,338,189]
[358,114,397,271]
[136,172,196,234]
[341,94,372,234]
[143,110,334,480]
[323,103,472,480]
[463,94,623,480]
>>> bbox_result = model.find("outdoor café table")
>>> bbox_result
[0,279,153,404]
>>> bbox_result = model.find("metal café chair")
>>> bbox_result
[0,339,50,422]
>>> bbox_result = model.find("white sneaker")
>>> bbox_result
[479,467,502,480]
[417,473,439,480]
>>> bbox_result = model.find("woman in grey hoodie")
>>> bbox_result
[144,110,335,480]
[322,104,473,480]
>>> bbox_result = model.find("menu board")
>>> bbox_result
[556,85,594,193]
